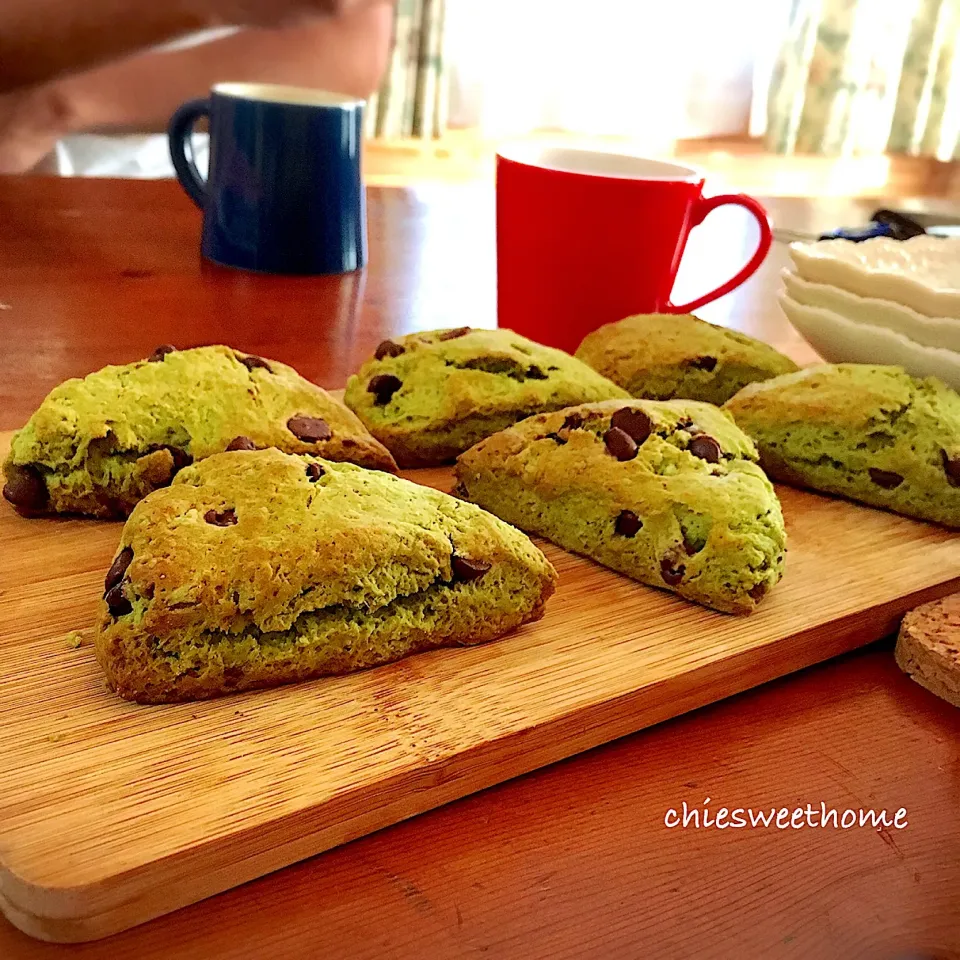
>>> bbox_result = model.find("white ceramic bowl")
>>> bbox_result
[781,270,960,352]
[779,292,960,390]
[789,235,960,319]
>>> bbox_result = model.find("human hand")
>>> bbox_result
[1,0,393,95]
[0,86,66,173]
[213,0,386,28]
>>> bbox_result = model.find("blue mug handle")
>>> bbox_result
[168,98,210,208]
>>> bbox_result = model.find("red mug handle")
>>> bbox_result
[665,194,773,314]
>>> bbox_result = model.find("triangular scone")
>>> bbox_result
[456,400,786,614]
[725,365,960,528]
[96,449,557,702]
[343,327,630,466]
[3,345,396,519]
[575,313,798,404]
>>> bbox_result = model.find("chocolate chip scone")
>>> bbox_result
[455,400,786,614]
[3,344,396,519]
[96,448,557,703]
[343,327,630,467]
[724,364,960,528]
[575,313,799,405]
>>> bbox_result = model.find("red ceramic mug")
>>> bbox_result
[496,147,773,353]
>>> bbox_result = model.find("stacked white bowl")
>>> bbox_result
[779,235,960,390]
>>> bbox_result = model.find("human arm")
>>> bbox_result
[0,0,385,93]
[0,4,393,172]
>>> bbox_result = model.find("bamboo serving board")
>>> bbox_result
[1,430,958,943]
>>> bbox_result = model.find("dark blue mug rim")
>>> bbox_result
[211,82,365,111]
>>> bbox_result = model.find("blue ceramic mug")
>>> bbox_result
[168,83,366,274]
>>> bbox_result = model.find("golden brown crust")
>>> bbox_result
[343,328,629,466]
[95,449,557,702]
[4,345,398,520]
[455,400,786,615]
[100,596,552,704]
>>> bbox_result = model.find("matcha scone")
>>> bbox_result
[575,313,799,405]
[96,448,557,703]
[725,364,960,528]
[456,400,786,614]
[343,327,629,466]
[3,344,396,519]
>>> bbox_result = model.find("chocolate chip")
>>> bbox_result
[204,508,237,526]
[148,344,176,362]
[689,435,722,463]
[104,582,132,617]
[306,462,324,481]
[287,415,332,442]
[615,510,642,537]
[172,448,193,471]
[610,407,653,445]
[660,557,686,586]
[164,450,189,473]
[226,436,257,452]
[238,354,272,373]
[135,449,175,487]
[869,468,903,490]
[526,365,548,380]
[367,374,402,406]
[683,539,700,557]
[104,546,133,594]
[2,465,48,514]
[147,444,193,472]
[451,555,491,582]
[748,583,767,601]
[438,326,471,341]
[374,340,405,360]
[603,427,638,462]
[690,356,718,371]
[562,412,584,430]
[941,449,960,487]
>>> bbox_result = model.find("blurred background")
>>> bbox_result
[4,0,960,198]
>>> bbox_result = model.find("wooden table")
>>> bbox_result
[1,177,958,960]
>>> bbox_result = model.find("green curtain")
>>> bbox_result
[766,0,960,160]
[365,0,448,140]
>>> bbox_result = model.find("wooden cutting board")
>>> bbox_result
[1,429,958,943]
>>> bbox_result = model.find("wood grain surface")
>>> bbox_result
[1,177,959,958]
[1,427,959,942]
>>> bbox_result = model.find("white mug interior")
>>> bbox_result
[497,144,701,181]
[213,83,364,108]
